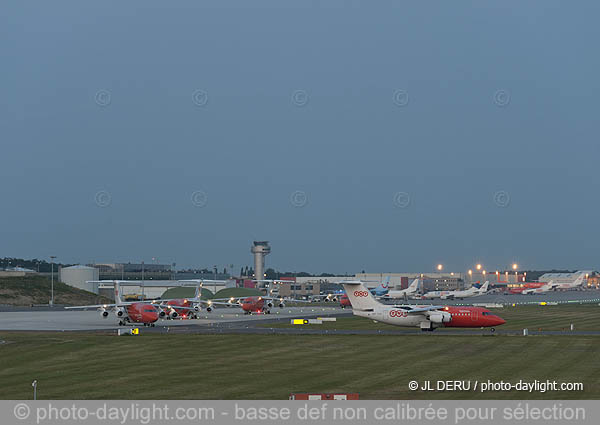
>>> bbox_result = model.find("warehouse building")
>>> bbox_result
[59,265,99,293]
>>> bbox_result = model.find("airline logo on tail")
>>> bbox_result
[370,276,391,296]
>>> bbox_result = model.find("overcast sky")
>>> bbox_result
[2,1,599,273]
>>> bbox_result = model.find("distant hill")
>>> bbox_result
[160,287,214,300]
[0,275,111,306]
[213,288,263,299]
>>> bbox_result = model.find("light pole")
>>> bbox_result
[141,261,145,300]
[50,256,56,306]
[32,380,37,400]
[213,265,217,293]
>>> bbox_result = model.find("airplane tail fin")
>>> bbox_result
[383,276,390,289]
[113,281,122,304]
[339,280,380,311]
[408,278,419,291]
[479,281,489,293]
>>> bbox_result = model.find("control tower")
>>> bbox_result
[251,241,271,282]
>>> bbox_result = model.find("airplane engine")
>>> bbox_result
[100,309,109,318]
[193,305,201,312]
[169,310,178,319]
[158,309,166,318]
[278,302,285,308]
[428,311,452,324]
[206,305,214,312]
[266,301,274,308]
[115,308,126,317]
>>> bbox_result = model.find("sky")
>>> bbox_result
[1,1,599,273]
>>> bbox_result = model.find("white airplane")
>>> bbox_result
[522,280,559,295]
[422,281,490,300]
[555,273,586,290]
[382,279,420,299]
[339,280,505,331]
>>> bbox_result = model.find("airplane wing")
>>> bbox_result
[64,302,149,310]
[391,305,445,313]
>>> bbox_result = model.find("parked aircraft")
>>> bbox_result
[65,281,160,326]
[555,274,586,290]
[522,281,559,295]
[382,279,420,299]
[422,282,490,300]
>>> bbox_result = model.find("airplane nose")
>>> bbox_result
[494,316,506,326]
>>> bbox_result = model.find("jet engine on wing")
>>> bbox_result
[427,311,452,323]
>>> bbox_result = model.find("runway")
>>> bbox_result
[1,290,599,334]
[0,306,347,331]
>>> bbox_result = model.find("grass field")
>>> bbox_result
[262,304,600,331]
[0,276,111,306]
[1,331,599,400]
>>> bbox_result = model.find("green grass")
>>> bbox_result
[0,332,599,399]
[213,287,263,298]
[0,276,111,306]
[261,304,600,332]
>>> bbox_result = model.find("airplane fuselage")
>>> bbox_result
[122,303,159,324]
[353,305,504,329]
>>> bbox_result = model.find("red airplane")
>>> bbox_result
[340,280,506,331]
[213,295,310,314]
[65,281,160,326]
[339,294,351,309]
[233,296,291,314]
[440,306,506,328]
[151,283,213,319]
[508,282,545,294]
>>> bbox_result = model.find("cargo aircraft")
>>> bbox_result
[340,280,505,331]
[65,281,160,326]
